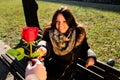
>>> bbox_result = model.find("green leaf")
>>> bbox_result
[16,48,24,54]
[6,48,25,61]
[7,49,19,56]
[31,52,40,58]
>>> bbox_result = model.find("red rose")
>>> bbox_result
[22,27,38,42]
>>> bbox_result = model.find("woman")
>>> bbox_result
[37,6,96,80]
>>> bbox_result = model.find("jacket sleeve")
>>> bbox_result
[87,49,96,58]
[80,37,96,61]
[36,27,51,57]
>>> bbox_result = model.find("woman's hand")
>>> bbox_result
[37,47,47,61]
[85,57,95,68]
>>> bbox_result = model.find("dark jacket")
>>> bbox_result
[39,26,96,80]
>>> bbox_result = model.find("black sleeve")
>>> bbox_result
[81,38,96,61]
[80,37,90,60]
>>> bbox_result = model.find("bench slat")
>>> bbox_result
[0,54,25,79]
[96,60,120,77]
[77,58,120,80]
[89,65,120,80]
[76,63,104,80]
[6,54,27,70]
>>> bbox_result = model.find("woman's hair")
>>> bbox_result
[51,6,78,29]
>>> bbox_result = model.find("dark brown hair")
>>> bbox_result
[51,6,78,29]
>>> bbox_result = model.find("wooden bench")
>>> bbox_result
[0,53,26,80]
[0,40,120,80]
[1,53,120,80]
[0,40,26,80]
[77,58,120,80]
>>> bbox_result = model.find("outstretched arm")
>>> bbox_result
[25,59,47,80]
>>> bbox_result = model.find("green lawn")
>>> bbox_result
[0,0,120,68]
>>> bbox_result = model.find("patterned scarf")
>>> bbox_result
[49,28,76,56]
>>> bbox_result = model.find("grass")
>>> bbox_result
[0,0,120,68]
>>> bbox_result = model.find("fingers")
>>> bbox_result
[37,48,46,61]
[32,59,42,65]
[26,61,33,69]
[37,47,47,57]
[38,56,44,62]
[26,59,42,69]
[25,59,47,80]
[85,58,95,68]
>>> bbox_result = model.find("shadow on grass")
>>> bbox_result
[38,0,120,13]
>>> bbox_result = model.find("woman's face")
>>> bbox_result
[56,14,69,34]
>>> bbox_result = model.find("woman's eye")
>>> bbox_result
[63,21,67,24]
[56,21,59,24]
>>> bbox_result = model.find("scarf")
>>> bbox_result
[49,28,76,56]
